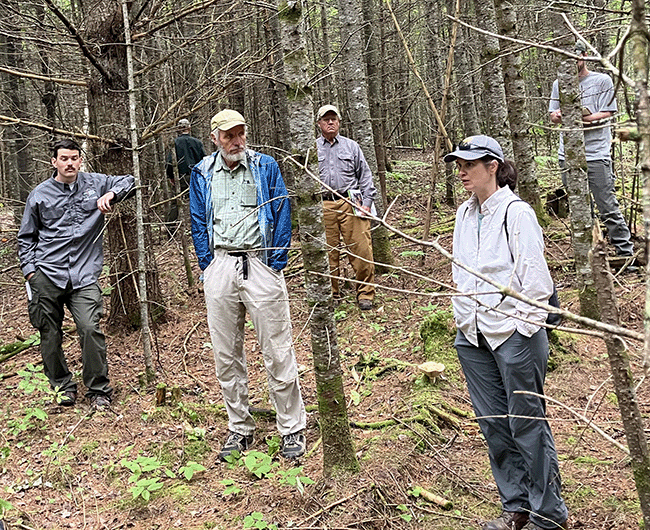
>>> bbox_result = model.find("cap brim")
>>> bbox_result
[443,150,487,163]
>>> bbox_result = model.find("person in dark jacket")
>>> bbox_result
[17,138,135,411]
[166,118,205,233]
[190,109,306,461]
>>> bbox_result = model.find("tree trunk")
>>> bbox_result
[473,0,512,158]
[591,229,650,526]
[77,0,164,330]
[277,0,359,477]
[494,0,544,217]
[362,0,388,211]
[557,58,599,320]
[121,0,155,380]
[454,26,480,136]
[3,2,34,222]
[337,0,393,272]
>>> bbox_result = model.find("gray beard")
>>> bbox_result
[220,146,246,164]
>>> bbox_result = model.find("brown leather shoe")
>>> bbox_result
[482,511,529,530]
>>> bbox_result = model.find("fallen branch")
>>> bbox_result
[414,487,453,510]
[0,334,40,364]
[297,484,374,527]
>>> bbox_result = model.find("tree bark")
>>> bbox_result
[494,0,544,217]
[277,0,359,477]
[557,58,599,320]
[121,0,155,380]
[591,228,650,526]
[473,0,512,158]
[75,0,164,330]
[337,0,393,272]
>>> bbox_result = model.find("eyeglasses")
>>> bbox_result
[458,139,503,160]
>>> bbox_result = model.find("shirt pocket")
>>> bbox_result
[41,207,65,220]
[240,181,257,208]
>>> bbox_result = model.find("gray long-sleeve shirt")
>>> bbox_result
[317,134,377,207]
[17,171,135,289]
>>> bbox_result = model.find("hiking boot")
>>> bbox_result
[89,394,111,411]
[281,431,306,459]
[521,521,568,530]
[56,390,77,407]
[358,299,373,311]
[482,511,529,530]
[219,431,254,461]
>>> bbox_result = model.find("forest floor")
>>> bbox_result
[0,151,648,530]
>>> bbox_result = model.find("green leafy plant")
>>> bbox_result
[396,504,412,522]
[179,461,206,480]
[244,451,277,479]
[276,466,315,495]
[220,478,242,496]
[265,435,281,458]
[223,450,244,468]
[0,498,13,519]
[120,453,203,502]
[243,512,277,530]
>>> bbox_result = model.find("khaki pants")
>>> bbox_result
[323,199,375,301]
[203,249,306,436]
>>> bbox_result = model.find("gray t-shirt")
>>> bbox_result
[549,71,617,161]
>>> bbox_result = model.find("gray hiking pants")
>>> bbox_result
[455,329,568,529]
[561,159,633,256]
[27,269,111,397]
[203,249,306,436]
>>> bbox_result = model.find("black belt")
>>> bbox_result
[321,191,344,202]
[228,251,249,280]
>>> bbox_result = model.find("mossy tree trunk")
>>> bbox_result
[277,0,359,477]
[557,58,600,320]
[591,230,650,526]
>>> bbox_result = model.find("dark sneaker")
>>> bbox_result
[358,299,373,311]
[281,431,306,459]
[56,390,77,407]
[219,431,254,461]
[483,511,529,530]
[89,394,111,411]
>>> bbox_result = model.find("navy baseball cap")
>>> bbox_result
[443,135,504,163]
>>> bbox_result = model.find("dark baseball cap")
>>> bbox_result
[443,135,504,163]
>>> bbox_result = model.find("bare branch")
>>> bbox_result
[43,0,112,81]
[0,115,117,145]
[0,65,86,87]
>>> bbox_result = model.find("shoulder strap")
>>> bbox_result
[503,199,525,244]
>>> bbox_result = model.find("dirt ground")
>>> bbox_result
[0,153,647,530]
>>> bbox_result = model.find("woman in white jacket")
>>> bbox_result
[445,136,568,530]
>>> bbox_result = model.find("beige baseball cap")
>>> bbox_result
[316,104,341,121]
[211,109,246,132]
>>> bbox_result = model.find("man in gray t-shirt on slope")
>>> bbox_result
[549,41,634,259]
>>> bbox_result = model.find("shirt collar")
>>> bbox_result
[320,134,340,146]
[481,186,511,214]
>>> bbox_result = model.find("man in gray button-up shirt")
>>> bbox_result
[17,138,135,410]
[316,104,377,310]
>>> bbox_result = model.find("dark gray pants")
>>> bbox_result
[27,269,111,397]
[455,329,568,529]
[560,159,633,256]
